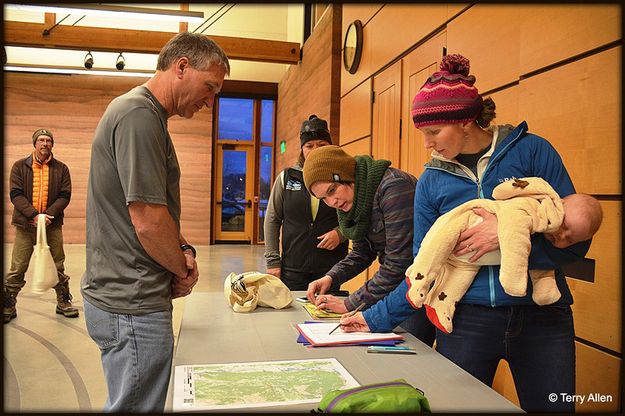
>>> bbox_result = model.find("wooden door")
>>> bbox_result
[400,32,446,178]
[372,60,402,166]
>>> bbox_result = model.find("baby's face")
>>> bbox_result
[545,204,592,248]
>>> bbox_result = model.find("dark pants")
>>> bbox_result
[436,303,575,413]
[281,269,340,291]
[4,225,70,295]
[398,308,436,347]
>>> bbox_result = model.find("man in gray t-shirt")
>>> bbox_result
[81,32,229,413]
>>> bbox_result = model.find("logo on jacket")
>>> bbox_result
[286,179,302,191]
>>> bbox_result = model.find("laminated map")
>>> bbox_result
[173,358,359,411]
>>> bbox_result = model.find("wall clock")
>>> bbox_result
[343,20,363,74]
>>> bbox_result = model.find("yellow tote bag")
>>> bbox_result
[224,271,293,313]
[31,214,59,294]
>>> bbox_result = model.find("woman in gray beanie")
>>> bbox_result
[303,145,435,346]
[263,115,348,291]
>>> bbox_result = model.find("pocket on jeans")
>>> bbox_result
[544,304,572,316]
[85,305,120,349]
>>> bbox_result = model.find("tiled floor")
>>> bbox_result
[3,243,266,412]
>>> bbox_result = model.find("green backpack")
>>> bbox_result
[314,379,431,413]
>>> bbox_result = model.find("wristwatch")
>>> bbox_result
[180,244,196,258]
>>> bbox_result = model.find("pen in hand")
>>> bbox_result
[328,303,365,335]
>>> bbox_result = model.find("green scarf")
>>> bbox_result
[338,156,391,240]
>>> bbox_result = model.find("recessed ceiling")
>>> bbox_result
[3,3,305,82]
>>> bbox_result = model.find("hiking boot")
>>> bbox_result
[55,291,79,318]
[4,292,17,324]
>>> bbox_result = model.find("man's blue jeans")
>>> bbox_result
[84,298,174,412]
[435,303,575,413]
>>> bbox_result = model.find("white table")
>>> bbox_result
[165,291,522,413]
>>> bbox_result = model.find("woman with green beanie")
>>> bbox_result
[302,145,435,345]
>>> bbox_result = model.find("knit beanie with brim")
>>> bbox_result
[300,114,332,147]
[411,54,483,128]
[303,145,356,192]
[32,128,54,146]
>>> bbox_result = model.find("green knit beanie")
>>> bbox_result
[32,128,54,146]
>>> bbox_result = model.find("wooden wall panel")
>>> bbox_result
[518,47,621,195]
[486,85,520,128]
[340,262,368,293]
[447,4,469,19]
[568,201,622,352]
[342,4,382,36]
[518,4,621,75]
[276,5,341,175]
[276,65,301,174]
[341,4,450,97]
[447,5,521,93]
[341,136,371,158]
[491,360,520,407]
[3,72,214,245]
[339,79,372,145]
[368,5,447,77]
[575,342,621,412]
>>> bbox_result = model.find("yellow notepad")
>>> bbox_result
[301,302,343,319]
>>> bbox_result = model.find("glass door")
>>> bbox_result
[214,144,254,242]
[213,97,275,244]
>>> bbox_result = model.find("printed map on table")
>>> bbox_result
[173,358,359,411]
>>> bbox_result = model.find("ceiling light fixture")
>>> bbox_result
[116,53,125,71]
[6,3,205,23]
[4,64,154,78]
[84,51,93,69]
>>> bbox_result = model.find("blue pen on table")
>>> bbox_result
[328,303,365,335]
[367,345,417,355]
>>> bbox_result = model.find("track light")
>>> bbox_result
[116,53,125,71]
[84,52,93,69]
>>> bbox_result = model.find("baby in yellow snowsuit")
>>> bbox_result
[406,177,602,333]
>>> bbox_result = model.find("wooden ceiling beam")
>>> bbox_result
[4,21,300,64]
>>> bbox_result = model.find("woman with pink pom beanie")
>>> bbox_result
[339,54,591,412]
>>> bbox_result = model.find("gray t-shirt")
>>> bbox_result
[81,85,181,314]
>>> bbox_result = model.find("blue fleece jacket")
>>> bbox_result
[364,122,591,332]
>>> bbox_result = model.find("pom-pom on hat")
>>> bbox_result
[32,128,54,146]
[411,54,483,128]
[303,145,356,193]
[300,114,331,147]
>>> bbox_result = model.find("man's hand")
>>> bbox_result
[314,294,347,313]
[453,208,500,262]
[172,252,199,299]
[266,267,281,278]
[306,275,333,303]
[28,214,53,227]
[317,230,340,250]
[339,312,370,332]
